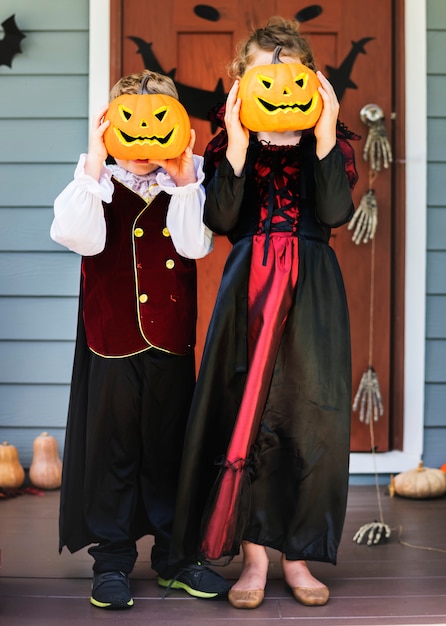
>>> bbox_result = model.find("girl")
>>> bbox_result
[172,17,359,609]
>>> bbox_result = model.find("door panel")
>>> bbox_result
[111,0,402,452]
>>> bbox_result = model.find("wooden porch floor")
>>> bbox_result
[1,485,445,625]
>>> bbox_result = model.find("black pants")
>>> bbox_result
[83,348,195,576]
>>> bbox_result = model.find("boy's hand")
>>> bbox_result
[314,71,339,160]
[225,80,249,176]
[150,129,197,187]
[85,104,110,180]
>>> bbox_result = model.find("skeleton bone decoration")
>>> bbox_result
[352,365,384,424]
[349,104,393,246]
[352,365,390,546]
[353,520,391,546]
[347,173,378,245]
[351,108,390,543]
[360,103,393,172]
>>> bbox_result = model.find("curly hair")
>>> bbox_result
[228,16,317,78]
[109,70,179,100]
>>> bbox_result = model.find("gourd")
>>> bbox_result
[104,78,191,161]
[0,441,25,489]
[391,461,446,499]
[238,47,323,133]
[29,432,62,490]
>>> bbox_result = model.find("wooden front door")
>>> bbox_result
[110,0,404,452]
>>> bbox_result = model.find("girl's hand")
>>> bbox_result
[151,128,197,187]
[314,71,339,159]
[225,80,249,176]
[85,104,110,180]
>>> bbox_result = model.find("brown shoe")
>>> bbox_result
[291,585,329,606]
[228,588,264,609]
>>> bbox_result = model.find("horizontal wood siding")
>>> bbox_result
[425,0,446,468]
[0,0,88,466]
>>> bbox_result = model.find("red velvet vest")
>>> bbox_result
[81,180,197,357]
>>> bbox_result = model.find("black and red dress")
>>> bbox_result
[172,108,359,567]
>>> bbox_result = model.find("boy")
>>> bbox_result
[51,70,229,609]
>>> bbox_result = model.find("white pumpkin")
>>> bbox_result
[392,461,446,499]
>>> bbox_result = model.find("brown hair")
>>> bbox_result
[109,69,179,100]
[228,16,317,79]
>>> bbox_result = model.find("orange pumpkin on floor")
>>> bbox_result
[0,441,25,489]
[238,52,322,133]
[104,92,191,161]
[29,432,62,490]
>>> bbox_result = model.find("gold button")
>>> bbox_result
[165,259,175,269]
[162,227,170,237]
[134,227,144,237]
[139,294,148,303]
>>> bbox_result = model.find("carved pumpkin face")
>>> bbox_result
[238,62,323,132]
[103,93,191,161]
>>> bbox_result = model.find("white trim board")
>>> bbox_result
[88,0,427,475]
[89,0,111,123]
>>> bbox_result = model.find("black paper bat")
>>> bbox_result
[0,14,26,68]
[325,37,375,102]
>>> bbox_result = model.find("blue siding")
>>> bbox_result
[0,0,88,466]
[425,0,446,467]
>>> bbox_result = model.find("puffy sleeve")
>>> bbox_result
[50,154,113,256]
[157,154,214,259]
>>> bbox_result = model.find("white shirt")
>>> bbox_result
[50,154,213,259]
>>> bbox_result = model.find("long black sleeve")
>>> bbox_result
[314,145,354,227]
[204,157,246,234]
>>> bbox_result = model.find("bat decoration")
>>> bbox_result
[325,37,375,101]
[0,14,26,68]
[295,5,323,22]
[194,5,221,21]
[128,35,226,126]
[128,37,176,80]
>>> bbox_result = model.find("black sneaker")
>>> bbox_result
[90,571,134,609]
[157,562,231,599]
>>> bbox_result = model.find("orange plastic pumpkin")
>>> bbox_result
[104,92,191,161]
[238,60,322,133]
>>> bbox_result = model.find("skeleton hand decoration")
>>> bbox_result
[363,118,393,171]
[348,188,378,244]
[353,521,391,545]
[360,103,393,172]
[352,366,384,424]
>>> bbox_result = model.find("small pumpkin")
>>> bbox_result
[0,441,25,489]
[238,47,323,133]
[29,432,62,490]
[104,78,191,161]
[391,461,446,499]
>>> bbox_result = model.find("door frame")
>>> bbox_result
[88,0,426,475]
